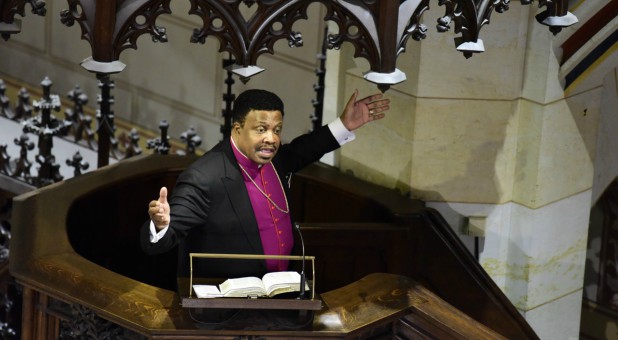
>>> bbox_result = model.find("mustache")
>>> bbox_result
[257,144,277,151]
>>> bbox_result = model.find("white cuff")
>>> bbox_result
[149,220,169,243]
[328,118,355,146]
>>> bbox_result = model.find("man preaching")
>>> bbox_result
[140,88,389,280]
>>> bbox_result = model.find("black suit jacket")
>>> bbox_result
[140,124,340,278]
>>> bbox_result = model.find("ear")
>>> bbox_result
[232,122,241,135]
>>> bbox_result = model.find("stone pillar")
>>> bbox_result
[331,3,600,339]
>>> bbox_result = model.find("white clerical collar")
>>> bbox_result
[230,136,263,168]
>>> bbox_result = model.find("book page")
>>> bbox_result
[262,271,304,297]
[193,285,223,298]
[219,276,266,297]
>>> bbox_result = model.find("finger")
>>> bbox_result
[152,211,168,221]
[369,102,388,117]
[369,103,388,115]
[159,187,168,204]
[346,89,359,108]
[372,98,390,106]
[368,99,390,110]
[370,112,386,120]
[150,207,169,221]
[363,93,383,104]
[373,104,390,112]
[148,206,161,218]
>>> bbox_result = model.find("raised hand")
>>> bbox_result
[148,187,170,231]
[340,89,390,131]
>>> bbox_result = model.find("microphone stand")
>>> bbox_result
[294,223,307,299]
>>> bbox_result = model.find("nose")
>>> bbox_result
[263,131,276,143]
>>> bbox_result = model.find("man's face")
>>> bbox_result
[232,109,283,165]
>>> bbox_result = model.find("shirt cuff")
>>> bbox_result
[149,220,169,243]
[328,118,355,146]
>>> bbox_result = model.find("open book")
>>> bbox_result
[193,271,309,298]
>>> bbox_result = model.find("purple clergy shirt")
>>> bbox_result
[231,138,293,272]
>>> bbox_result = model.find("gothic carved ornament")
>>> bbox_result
[0,0,46,40]
[2,0,577,90]
[59,0,172,74]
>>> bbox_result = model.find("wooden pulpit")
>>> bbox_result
[9,154,538,339]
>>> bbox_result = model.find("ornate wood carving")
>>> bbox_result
[57,1,173,166]
[0,0,46,41]
[534,0,578,35]
[59,0,171,63]
[0,0,574,94]
[0,80,12,119]
[94,75,116,167]
[435,0,575,58]
[146,120,171,155]
[188,0,315,75]
[221,55,236,139]
[187,0,433,91]
[437,0,510,58]
[178,127,202,156]
[58,303,138,340]
[64,84,95,147]
[22,77,70,187]
[310,27,328,132]
[10,134,34,182]
[65,151,89,176]
[184,0,574,90]
[5,0,576,90]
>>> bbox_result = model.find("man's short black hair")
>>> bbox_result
[232,89,285,126]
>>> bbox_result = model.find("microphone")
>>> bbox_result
[294,223,307,299]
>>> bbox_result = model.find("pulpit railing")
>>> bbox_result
[0,76,208,339]
[0,77,205,189]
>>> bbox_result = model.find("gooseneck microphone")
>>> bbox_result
[294,223,307,299]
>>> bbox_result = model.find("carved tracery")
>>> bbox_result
[5,0,576,90]
[60,0,172,72]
